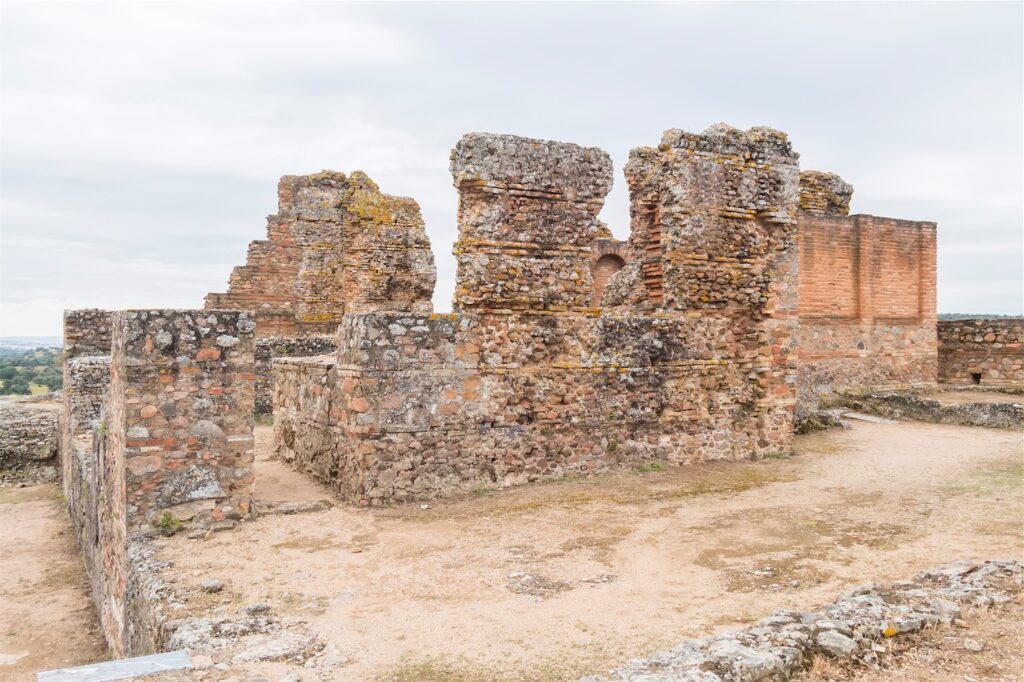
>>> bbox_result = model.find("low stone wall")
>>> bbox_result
[797,320,938,402]
[838,391,1023,429]
[273,310,794,504]
[0,401,59,483]
[938,318,1024,386]
[255,335,337,415]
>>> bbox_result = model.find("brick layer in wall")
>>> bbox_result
[797,213,937,404]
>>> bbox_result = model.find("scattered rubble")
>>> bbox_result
[200,579,224,594]
[583,560,1022,681]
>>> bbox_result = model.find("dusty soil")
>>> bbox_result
[0,485,107,680]
[801,595,1024,681]
[151,420,1023,681]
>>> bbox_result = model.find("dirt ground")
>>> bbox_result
[1,419,1019,681]
[147,420,1023,681]
[0,485,107,679]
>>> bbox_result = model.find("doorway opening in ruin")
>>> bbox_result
[592,254,625,305]
[971,371,983,385]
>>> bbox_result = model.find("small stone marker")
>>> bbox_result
[37,650,192,682]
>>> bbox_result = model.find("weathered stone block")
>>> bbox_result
[451,133,613,311]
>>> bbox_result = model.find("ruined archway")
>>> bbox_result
[592,253,625,305]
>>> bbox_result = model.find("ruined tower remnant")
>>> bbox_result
[604,124,801,440]
[206,171,436,334]
[799,170,853,216]
[795,171,937,403]
[451,133,613,310]
[206,171,436,412]
[274,127,801,504]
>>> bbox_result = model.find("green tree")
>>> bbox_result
[6,378,30,395]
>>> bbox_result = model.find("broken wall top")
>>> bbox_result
[610,124,801,314]
[206,169,436,334]
[64,309,114,358]
[450,132,613,202]
[450,133,614,311]
[799,170,853,216]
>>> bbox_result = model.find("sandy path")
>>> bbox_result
[155,420,1024,680]
[0,485,106,680]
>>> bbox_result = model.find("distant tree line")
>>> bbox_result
[0,347,62,395]
[938,313,1024,321]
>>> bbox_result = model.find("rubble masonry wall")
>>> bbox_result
[254,336,338,415]
[61,309,257,657]
[274,127,801,503]
[0,402,58,483]
[205,171,436,336]
[937,318,1024,386]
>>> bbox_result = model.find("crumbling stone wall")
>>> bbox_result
[206,172,434,410]
[61,310,113,563]
[799,170,853,216]
[61,309,256,657]
[938,318,1024,386]
[450,133,612,311]
[108,310,256,531]
[254,336,338,415]
[206,171,436,335]
[796,172,937,405]
[0,402,58,483]
[275,127,801,503]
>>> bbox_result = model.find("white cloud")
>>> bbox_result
[1,1,1021,336]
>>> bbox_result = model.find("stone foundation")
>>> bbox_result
[937,318,1024,386]
[837,390,1023,429]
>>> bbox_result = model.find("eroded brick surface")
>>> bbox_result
[796,173,938,404]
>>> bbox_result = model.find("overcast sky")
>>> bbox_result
[1,1,1021,337]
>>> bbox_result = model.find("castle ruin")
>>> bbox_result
[45,123,1023,663]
